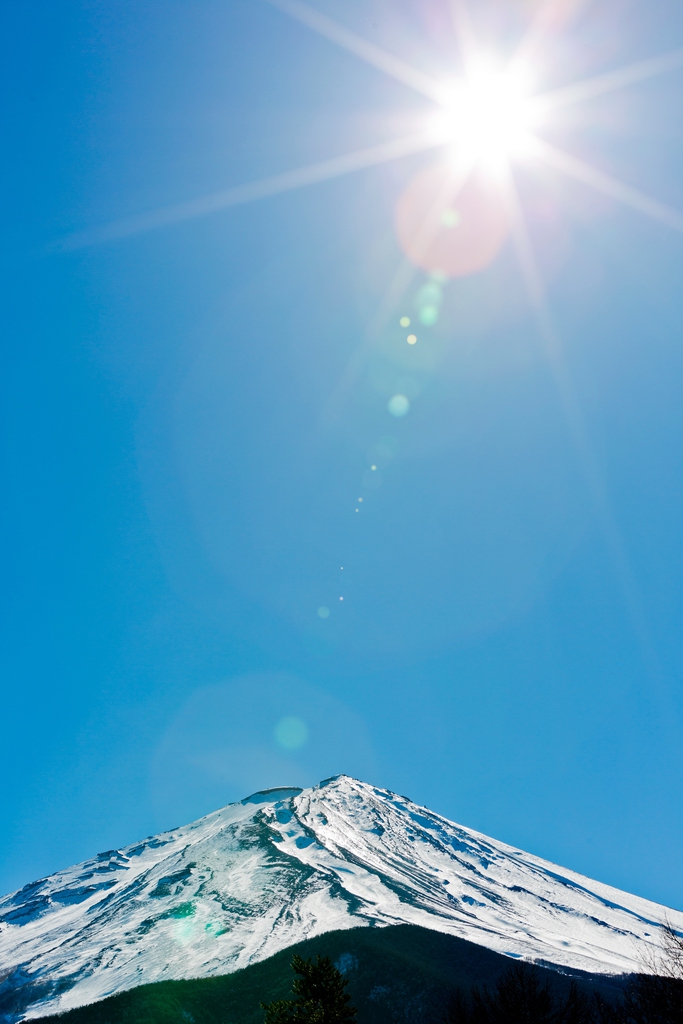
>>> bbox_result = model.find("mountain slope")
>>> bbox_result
[32,925,631,1024]
[1,776,680,1022]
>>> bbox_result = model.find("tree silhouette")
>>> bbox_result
[444,926,683,1024]
[594,920,683,1023]
[262,954,357,1024]
[445,962,594,1023]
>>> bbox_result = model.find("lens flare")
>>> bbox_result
[395,161,509,278]
[274,715,308,750]
[388,394,410,416]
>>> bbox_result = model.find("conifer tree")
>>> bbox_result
[262,953,357,1024]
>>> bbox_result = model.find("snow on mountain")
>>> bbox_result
[1,776,681,1022]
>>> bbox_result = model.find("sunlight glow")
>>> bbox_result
[434,59,540,170]
[58,0,683,260]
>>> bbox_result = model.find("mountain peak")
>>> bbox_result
[1,777,680,1022]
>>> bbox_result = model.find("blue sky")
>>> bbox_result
[2,0,683,911]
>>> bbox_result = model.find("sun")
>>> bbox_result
[394,55,545,278]
[66,0,683,256]
[432,58,541,172]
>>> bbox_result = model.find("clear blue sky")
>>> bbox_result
[2,0,683,911]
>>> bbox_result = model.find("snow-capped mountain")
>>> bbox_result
[1,776,681,1022]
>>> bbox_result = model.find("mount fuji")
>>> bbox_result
[1,776,681,1022]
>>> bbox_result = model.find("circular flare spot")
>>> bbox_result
[388,394,410,417]
[395,162,509,278]
[441,208,462,228]
[419,305,438,326]
[407,334,417,345]
[274,715,308,750]
[399,316,411,327]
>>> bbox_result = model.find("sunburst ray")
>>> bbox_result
[59,132,438,250]
[530,137,683,231]
[537,46,683,112]
[514,0,590,65]
[265,0,442,102]
[448,0,478,69]
[503,171,661,680]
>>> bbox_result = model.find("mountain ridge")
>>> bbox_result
[1,775,681,1022]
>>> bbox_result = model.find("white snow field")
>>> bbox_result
[1,776,681,1021]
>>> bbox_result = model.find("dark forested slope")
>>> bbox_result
[35,925,628,1024]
